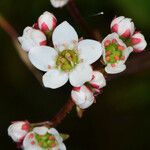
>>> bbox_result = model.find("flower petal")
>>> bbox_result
[29,46,58,71]
[50,0,69,8]
[69,63,93,87]
[52,21,78,51]
[23,132,41,150]
[78,39,102,64]
[105,63,126,74]
[33,127,48,135]
[42,69,68,89]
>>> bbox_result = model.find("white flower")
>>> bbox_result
[23,126,66,150]
[131,32,147,52]
[50,0,69,8]
[28,21,102,89]
[18,27,47,52]
[102,33,133,74]
[111,16,135,38]
[71,85,95,109]
[38,11,57,33]
[89,71,106,89]
[8,121,30,142]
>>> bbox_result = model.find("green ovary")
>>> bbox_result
[105,42,124,64]
[56,50,78,72]
[35,133,57,149]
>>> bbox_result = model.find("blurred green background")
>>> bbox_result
[0,0,150,149]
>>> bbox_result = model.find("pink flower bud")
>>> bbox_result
[89,71,106,89]
[50,0,69,8]
[131,32,147,52]
[18,27,47,52]
[8,121,30,142]
[111,16,135,38]
[71,85,95,109]
[38,11,57,33]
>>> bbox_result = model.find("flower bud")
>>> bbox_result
[71,85,95,109]
[50,0,69,8]
[111,16,135,38]
[38,11,57,33]
[89,71,106,89]
[8,121,30,142]
[18,27,47,52]
[131,32,147,53]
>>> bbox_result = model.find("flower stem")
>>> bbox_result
[67,0,102,41]
[31,98,75,128]
[0,15,43,85]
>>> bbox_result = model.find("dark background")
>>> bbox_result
[0,0,150,149]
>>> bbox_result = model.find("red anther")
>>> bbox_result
[118,45,125,51]
[121,56,125,60]
[112,39,117,44]
[29,133,34,139]
[106,51,111,56]
[104,40,111,47]
[114,55,119,61]
[105,56,110,62]
[31,141,35,145]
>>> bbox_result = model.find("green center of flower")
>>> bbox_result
[35,133,57,149]
[56,50,78,72]
[104,39,125,66]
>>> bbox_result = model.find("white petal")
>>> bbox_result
[111,16,125,28]
[23,132,36,148]
[33,126,48,135]
[79,98,94,109]
[50,0,69,8]
[105,63,126,74]
[52,21,78,51]
[78,39,102,64]
[48,128,59,135]
[89,71,106,88]
[69,63,93,87]
[52,143,66,150]
[133,42,147,50]
[24,146,42,150]
[42,69,68,89]
[29,46,58,71]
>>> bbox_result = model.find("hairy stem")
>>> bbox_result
[0,15,43,85]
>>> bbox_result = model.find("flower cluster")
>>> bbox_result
[9,9,147,150]
[102,16,147,74]
[8,121,66,150]
[18,12,147,111]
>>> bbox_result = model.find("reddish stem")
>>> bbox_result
[67,0,102,41]
[31,98,75,128]
[0,15,43,85]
